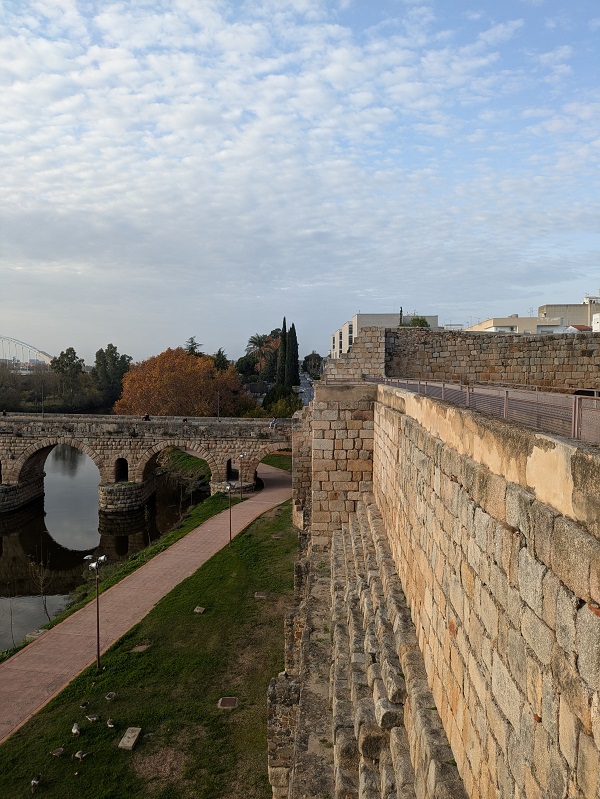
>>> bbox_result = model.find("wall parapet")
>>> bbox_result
[322,326,600,392]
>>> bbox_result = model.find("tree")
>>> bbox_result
[302,351,323,378]
[285,323,299,390]
[408,316,430,328]
[50,347,85,403]
[264,394,303,417]
[185,336,204,356]
[236,352,259,380]
[92,344,132,406]
[211,348,230,371]
[245,333,279,377]
[275,317,287,387]
[114,348,256,417]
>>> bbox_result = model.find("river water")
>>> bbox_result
[0,445,201,652]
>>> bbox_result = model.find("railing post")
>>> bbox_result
[466,385,470,408]
[504,389,509,419]
[571,395,581,440]
[442,382,445,401]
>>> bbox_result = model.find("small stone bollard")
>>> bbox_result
[218,697,238,709]
[118,727,142,751]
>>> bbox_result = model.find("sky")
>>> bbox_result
[2,0,599,364]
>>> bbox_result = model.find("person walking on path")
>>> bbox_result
[0,464,292,745]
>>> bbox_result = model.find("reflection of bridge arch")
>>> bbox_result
[0,335,53,368]
[20,524,94,571]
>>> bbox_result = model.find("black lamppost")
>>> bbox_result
[226,483,232,544]
[84,554,108,672]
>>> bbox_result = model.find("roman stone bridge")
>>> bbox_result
[0,413,294,514]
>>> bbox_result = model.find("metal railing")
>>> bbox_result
[365,377,600,445]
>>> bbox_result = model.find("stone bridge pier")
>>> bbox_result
[0,413,294,514]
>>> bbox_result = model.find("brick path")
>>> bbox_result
[0,464,292,744]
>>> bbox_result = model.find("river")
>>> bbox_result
[0,444,203,652]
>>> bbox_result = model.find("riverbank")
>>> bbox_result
[0,477,295,797]
[0,450,222,663]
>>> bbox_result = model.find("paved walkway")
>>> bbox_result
[0,464,292,744]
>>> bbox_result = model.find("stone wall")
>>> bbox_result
[308,383,376,549]
[373,385,600,799]
[323,327,600,391]
[291,407,312,530]
[280,372,600,798]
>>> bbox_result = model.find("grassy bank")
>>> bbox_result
[0,451,292,665]
[0,500,297,799]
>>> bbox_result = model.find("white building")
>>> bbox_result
[465,315,565,335]
[538,292,600,327]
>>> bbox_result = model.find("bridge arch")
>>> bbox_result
[134,441,219,484]
[12,438,104,485]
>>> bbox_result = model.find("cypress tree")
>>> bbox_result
[275,317,287,388]
[285,323,299,390]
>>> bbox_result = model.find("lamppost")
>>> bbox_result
[226,483,232,544]
[239,452,247,501]
[84,554,108,672]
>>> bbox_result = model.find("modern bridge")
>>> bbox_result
[0,413,295,514]
[0,335,53,370]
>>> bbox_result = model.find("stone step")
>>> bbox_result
[335,763,359,799]
[359,757,381,799]
[358,499,468,799]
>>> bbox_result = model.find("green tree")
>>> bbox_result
[285,323,299,390]
[245,333,277,374]
[265,394,303,417]
[275,317,287,387]
[211,348,230,371]
[302,351,323,379]
[236,352,259,380]
[185,336,204,356]
[408,316,430,328]
[50,347,85,403]
[92,344,132,406]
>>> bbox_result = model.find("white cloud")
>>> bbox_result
[0,0,599,361]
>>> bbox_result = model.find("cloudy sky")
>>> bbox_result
[2,0,599,363]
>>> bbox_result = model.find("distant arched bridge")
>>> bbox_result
[0,335,53,369]
[0,413,295,514]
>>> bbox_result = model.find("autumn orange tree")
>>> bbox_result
[114,348,256,417]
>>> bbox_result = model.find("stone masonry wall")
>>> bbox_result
[309,383,377,549]
[323,327,600,391]
[291,407,312,530]
[386,329,600,390]
[374,385,600,798]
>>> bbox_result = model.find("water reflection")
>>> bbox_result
[43,445,99,550]
[0,444,204,651]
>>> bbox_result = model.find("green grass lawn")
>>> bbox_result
[0,501,297,799]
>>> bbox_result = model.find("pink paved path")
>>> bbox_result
[0,464,292,744]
